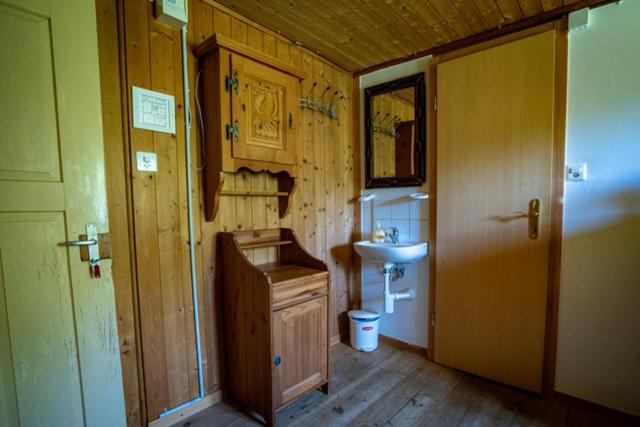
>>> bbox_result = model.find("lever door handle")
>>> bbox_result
[515,199,540,239]
[59,239,97,247]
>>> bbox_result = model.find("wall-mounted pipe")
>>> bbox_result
[159,24,204,419]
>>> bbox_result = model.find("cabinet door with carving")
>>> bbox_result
[230,54,298,166]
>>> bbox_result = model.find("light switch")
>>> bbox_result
[566,163,587,181]
[136,151,157,172]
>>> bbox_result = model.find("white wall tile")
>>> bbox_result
[410,199,429,221]
[393,219,410,242]
[390,199,411,220]
[372,200,391,220]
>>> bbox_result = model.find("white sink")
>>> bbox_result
[354,240,428,264]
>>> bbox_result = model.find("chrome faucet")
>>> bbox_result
[384,226,400,244]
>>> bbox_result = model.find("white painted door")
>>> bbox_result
[0,0,126,426]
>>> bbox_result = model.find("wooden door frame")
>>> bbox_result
[427,20,568,397]
[95,0,146,424]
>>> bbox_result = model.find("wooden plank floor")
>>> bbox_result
[175,342,637,427]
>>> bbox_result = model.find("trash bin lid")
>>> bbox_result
[348,310,380,321]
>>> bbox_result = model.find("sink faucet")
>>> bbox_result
[384,226,400,244]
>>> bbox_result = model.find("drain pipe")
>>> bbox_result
[159,24,204,418]
[383,262,415,314]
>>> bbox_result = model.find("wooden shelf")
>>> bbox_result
[206,172,296,221]
[238,240,292,250]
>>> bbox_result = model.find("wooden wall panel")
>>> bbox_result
[102,0,358,423]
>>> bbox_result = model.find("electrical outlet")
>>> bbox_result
[566,163,588,181]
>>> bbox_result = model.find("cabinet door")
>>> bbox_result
[272,297,328,408]
[230,53,298,166]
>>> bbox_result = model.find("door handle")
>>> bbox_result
[59,239,97,247]
[513,199,540,240]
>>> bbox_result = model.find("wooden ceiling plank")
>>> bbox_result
[214,0,364,69]
[338,0,426,56]
[471,0,507,28]
[360,0,431,53]
[427,0,475,38]
[450,0,492,33]
[355,4,424,56]
[540,0,564,11]
[495,0,526,22]
[403,8,448,48]
[253,0,372,68]
[517,0,544,17]
[410,1,462,42]
[377,0,438,47]
[290,0,395,64]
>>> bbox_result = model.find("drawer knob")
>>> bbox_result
[274,356,282,366]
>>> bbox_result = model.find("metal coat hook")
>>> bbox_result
[297,82,340,120]
[298,81,317,110]
[317,85,331,114]
[327,90,339,119]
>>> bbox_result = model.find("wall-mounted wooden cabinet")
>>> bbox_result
[195,34,304,221]
[218,228,330,426]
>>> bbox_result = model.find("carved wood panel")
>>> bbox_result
[247,75,285,149]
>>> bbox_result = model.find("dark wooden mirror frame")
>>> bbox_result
[364,72,426,188]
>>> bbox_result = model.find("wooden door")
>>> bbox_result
[0,1,125,426]
[434,30,559,392]
[230,53,298,166]
[272,297,328,408]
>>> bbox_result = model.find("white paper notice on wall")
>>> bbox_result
[132,86,176,134]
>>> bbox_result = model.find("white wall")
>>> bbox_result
[359,57,431,348]
[556,1,640,416]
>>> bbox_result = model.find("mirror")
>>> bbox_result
[364,73,426,188]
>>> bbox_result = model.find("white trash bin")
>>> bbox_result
[348,310,380,352]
